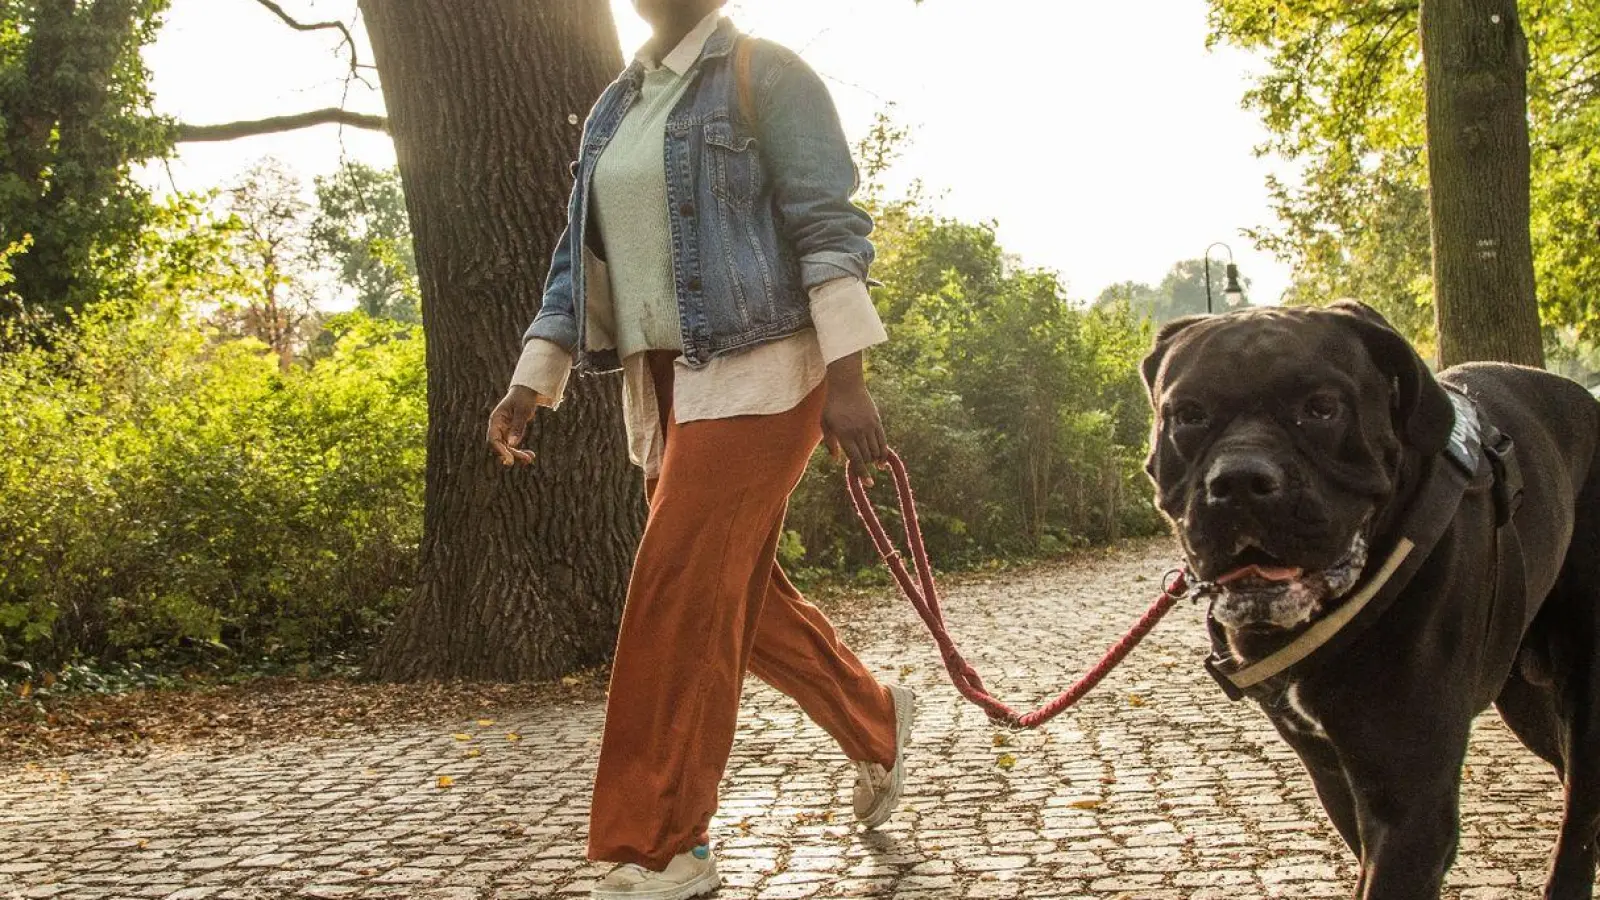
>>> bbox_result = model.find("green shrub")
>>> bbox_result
[0,303,424,670]
[0,193,1165,674]
[784,202,1163,577]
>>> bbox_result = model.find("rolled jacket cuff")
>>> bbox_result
[522,308,578,352]
[510,338,574,408]
[809,277,887,365]
[799,250,870,293]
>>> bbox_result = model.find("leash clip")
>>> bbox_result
[1163,567,1217,605]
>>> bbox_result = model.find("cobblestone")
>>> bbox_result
[0,539,1565,898]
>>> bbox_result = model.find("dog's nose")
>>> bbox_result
[1205,454,1286,507]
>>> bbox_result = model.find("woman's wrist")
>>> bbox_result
[825,351,867,390]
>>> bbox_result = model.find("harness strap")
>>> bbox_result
[1480,425,1530,680]
[1205,538,1417,698]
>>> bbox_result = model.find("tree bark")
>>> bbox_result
[360,0,643,681]
[1420,0,1545,368]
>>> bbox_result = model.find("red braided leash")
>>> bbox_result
[847,451,1194,729]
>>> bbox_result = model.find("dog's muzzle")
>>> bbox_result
[1208,531,1370,631]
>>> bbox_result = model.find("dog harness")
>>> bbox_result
[1203,389,1526,701]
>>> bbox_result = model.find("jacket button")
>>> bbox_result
[686,277,702,292]
[679,201,695,217]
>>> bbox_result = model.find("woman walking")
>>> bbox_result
[486,2,914,898]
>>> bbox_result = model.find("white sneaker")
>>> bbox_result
[853,684,915,828]
[590,845,720,900]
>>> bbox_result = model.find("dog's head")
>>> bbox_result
[1141,301,1454,635]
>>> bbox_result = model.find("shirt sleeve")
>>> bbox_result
[809,277,888,365]
[510,337,575,408]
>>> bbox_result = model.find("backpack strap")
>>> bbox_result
[734,37,757,128]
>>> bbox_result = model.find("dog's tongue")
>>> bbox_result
[1217,563,1304,586]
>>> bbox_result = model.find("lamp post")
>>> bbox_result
[1204,242,1245,314]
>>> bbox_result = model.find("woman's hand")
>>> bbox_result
[821,353,889,486]
[487,386,540,467]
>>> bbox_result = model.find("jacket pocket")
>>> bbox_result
[703,120,762,207]
[582,247,617,352]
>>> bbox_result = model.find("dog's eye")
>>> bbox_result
[1300,393,1342,423]
[1170,402,1209,429]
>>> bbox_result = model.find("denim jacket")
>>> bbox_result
[523,18,875,372]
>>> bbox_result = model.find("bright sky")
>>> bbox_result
[143,0,1293,305]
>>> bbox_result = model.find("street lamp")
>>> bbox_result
[1204,242,1245,314]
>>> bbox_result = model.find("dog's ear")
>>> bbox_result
[1141,315,1208,396]
[1326,300,1454,455]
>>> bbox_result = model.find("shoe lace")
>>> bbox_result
[855,760,888,790]
[611,863,648,884]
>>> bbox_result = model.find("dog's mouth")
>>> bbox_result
[1205,530,1370,632]
[1214,545,1305,591]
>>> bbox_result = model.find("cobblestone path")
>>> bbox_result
[0,539,1566,899]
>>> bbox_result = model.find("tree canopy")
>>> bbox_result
[1207,0,1598,354]
[311,162,419,323]
[0,0,174,321]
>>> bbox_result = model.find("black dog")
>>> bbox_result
[1142,301,1600,899]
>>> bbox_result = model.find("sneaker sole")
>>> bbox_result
[860,684,915,829]
[591,868,720,900]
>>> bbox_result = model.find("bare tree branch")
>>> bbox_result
[250,0,363,76]
[176,108,388,143]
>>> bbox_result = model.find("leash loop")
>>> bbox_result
[848,450,1188,729]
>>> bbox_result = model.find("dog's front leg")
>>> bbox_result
[1271,715,1363,856]
[1345,732,1471,900]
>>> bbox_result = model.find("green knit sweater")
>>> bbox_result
[590,62,696,358]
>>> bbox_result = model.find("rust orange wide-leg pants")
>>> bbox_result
[587,352,899,871]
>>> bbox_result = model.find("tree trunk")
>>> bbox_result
[361,0,644,681]
[1420,0,1545,368]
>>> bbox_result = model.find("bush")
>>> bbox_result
[0,303,424,670]
[784,202,1164,576]
[0,193,1165,674]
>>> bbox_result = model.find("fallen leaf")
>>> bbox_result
[452,733,472,742]
[0,675,574,763]
[898,665,916,678]
[1127,694,1146,707]
[437,776,455,788]
[506,732,521,742]
[465,748,482,758]
[1070,798,1102,810]
[996,753,1017,770]
[992,732,1012,747]
[476,718,496,727]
